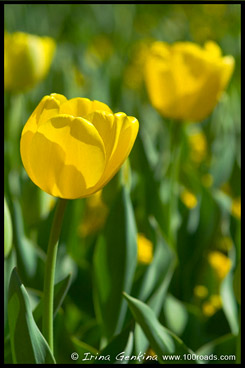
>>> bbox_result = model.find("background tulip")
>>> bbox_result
[4,32,55,92]
[20,93,139,199]
[144,41,235,122]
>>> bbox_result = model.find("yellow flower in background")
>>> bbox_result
[188,130,207,163]
[202,301,216,317]
[208,251,231,280]
[194,285,208,299]
[20,93,139,199]
[4,32,56,92]
[210,294,222,309]
[202,294,222,317]
[231,197,241,219]
[180,189,198,209]
[144,40,234,122]
[137,234,153,264]
[79,190,108,237]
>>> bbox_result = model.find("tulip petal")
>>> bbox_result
[20,95,61,182]
[204,41,222,58]
[91,112,139,192]
[106,113,139,180]
[36,95,65,126]
[88,110,115,160]
[59,97,112,119]
[22,114,106,199]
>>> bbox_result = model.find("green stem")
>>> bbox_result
[42,198,67,352]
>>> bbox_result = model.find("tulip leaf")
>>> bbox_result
[69,336,98,364]
[7,268,56,364]
[233,259,241,304]
[4,197,13,258]
[33,273,72,327]
[96,324,134,364]
[134,219,176,355]
[220,272,239,335]
[134,132,168,235]
[93,187,137,339]
[4,335,12,364]
[163,294,188,336]
[137,217,175,310]
[196,334,237,364]
[123,292,198,364]
[12,199,38,281]
[4,249,16,333]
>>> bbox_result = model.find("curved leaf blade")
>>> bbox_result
[97,324,134,364]
[123,292,198,364]
[33,273,72,327]
[7,268,55,364]
[93,187,137,339]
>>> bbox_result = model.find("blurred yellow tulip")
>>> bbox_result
[202,294,222,317]
[137,233,153,264]
[4,32,55,92]
[144,40,235,122]
[188,130,207,163]
[180,189,198,209]
[194,285,208,299]
[20,93,139,199]
[208,251,231,280]
[231,197,241,219]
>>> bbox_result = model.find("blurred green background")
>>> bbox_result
[4,3,241,364]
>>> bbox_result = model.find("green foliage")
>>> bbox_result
[123,292,198,364]
[33,274,72,328]
[7,268,56,364]
[93,187,137,339]
[4,3,240,364]
[4,197,13,258]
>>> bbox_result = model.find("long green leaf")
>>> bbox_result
[221,272,239,335]
[33,273,72,327]
[123,292,198,364]
[8,268,56,364]
[134,218,176,355]
[12,199,38,280]
[4,197,13,258]
[4,249,16,332]
[96,324,134,364]
[137,218,175,304]
[93,187,137,339]
[196,334,237,364]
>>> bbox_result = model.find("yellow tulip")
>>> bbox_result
[180,189,198,209]
[4,32,55,92]
[137,233,153,264]
[202,301,216,317]
[188,130,207,163]
[20,94,139,199]
[144,41,235,122]
[208,251,231,280]
[193,285,208,299]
